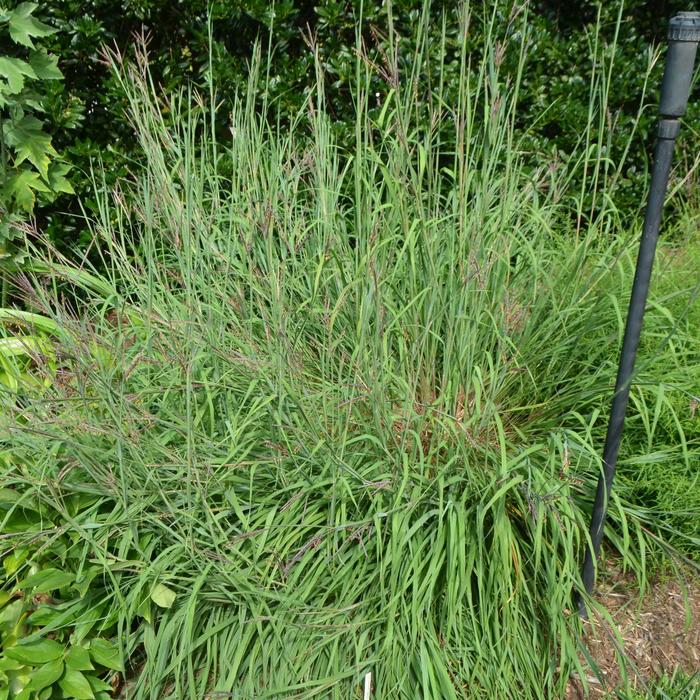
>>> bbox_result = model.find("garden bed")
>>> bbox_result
[567,563,699,698]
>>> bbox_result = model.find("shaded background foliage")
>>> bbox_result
[15,0,700,249]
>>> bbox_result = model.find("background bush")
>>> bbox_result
[0,2,77,266]
[20,0,700,251]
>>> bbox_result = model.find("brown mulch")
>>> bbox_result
[566,563,700,699]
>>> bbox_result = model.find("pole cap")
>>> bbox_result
[668,12,700,43]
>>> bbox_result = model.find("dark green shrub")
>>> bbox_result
[0,2,79,265]
[30,0,700,252]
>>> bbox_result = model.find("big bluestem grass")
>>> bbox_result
[1,3,698,698]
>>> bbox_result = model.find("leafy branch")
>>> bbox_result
[0,2,74,262]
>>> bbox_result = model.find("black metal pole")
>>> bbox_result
[579,12,700,614]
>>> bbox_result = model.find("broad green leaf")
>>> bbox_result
[150,582,176,609]
[8,3,57,48]
[28,51,62,80]
[58,669,94,700]
[72,602,105,644]
[26,598,83,629]
[3,548,29,576]
[47,161,74,194]
[0,487,19,503]
[19,568,75,593]
[136,595,151,623]
[17,90,45,111]
[2,508,46,534]
[65,646,93,672]
[0,599,23,627]
[0,371,17,391]
[0,57,37,93]
[28,659,63,691]
[0,218,22,248]
[3,115,56,178]
[0,336,50,358]
[10,668,32,696]
[97,604,120,634]
[86,674,112,693]
[0,657,24,671]
[74,566,102,598]
[0,309,60,334]
[5,168,49,213]
[5,639,64,665]
[26,604,68,627]
[88,639,122,672]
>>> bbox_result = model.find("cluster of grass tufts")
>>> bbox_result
[1,5,697,698]
[615,228,700,560]
[620,670,700,699]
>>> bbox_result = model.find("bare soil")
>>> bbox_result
[566,563,699,698]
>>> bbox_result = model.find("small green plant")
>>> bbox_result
[618,670,700,699]
[0,333,52,393]
[0,312,124,700]
[0,2,74,262]
[0,486,124,700]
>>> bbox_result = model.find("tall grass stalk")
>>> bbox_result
[2,3,698,698]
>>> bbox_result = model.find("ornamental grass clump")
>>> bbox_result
[2,7,695,699]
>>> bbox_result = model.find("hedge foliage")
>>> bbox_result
[8,0,700,248]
